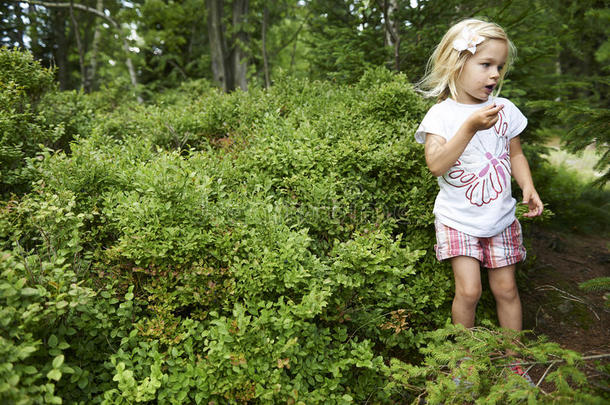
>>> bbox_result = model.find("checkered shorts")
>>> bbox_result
[434,219,526,269]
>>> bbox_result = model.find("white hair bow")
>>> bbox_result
[452,27,484,54]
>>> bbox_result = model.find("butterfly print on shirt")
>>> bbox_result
[442,109,512,207]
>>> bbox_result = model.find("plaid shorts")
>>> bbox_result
[434,219,526,269]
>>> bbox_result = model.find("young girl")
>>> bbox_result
[415,19,543,342]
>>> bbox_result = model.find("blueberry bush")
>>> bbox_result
[1,50,605,403]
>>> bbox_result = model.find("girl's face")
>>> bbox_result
[455,39,508,104]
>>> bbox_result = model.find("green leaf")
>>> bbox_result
[45,394,62,405]
[8,374,19,386]
[52,354,65,369]
[78,376,88,389]
[15,278,26,289]
[21,287,40,296]
[48,335,58,348]
[62,366,75,374]
[22,365,37,374]
[18,345,38,358]
[56,300,68,309]
[47,368,62,381]
[48,348,62,356]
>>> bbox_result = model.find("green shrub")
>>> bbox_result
[532,160,610,236]
[0,47,54,102]
[35,90,97,153]
[0,47,55,195]
[1,67,598,403]
[0,250,139,403]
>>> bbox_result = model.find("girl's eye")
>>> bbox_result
[482,63,490,67]
[498,66,505,71]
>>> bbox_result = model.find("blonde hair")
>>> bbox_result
[417,18,516,101]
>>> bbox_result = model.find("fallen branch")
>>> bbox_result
[560,256,587,265]
[509,353,610,367]
[536,284,600,320]
[536,360,558,387]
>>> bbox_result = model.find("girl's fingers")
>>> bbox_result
[486,104,504,115]
[471,104,504,130]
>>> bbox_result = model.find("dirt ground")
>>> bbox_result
[520,225,609,390]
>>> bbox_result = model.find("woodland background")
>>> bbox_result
[1,0,608,182]
[0,0,609,403]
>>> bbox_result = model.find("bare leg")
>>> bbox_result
[488,264,522,331]
[450,256,482,328]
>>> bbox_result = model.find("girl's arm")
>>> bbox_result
[509,136,543,217]
[424,104,505,176]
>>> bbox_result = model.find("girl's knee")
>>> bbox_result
[490,280,519,301]
[456,284,482,304]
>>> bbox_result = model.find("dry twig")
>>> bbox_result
[510,353,610,366]
[536,284,600,320]
[536,360,558,387]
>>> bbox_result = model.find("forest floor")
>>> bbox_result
[521,225,609,390]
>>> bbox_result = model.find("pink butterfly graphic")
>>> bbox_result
[442,110,512,206]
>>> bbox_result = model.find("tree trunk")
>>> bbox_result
[382,0,390,47]
[231,0,249,91]
[206,0,250,92]
[86,0,103,92]
[378,0,400,71]
[50,8,69,89]
[262,4,270,88]
[69,0,86,90]
[120,35,140,102]
[206,0,233,92]
[389,0,400,71]
[385,0,400,71]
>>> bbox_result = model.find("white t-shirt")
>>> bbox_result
[415,97,527,237]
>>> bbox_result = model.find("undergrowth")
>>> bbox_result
[532,160,610,237]
[0,48,606,403]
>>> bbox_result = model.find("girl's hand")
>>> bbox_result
[521,187,543,217]
[466,104,504,132]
